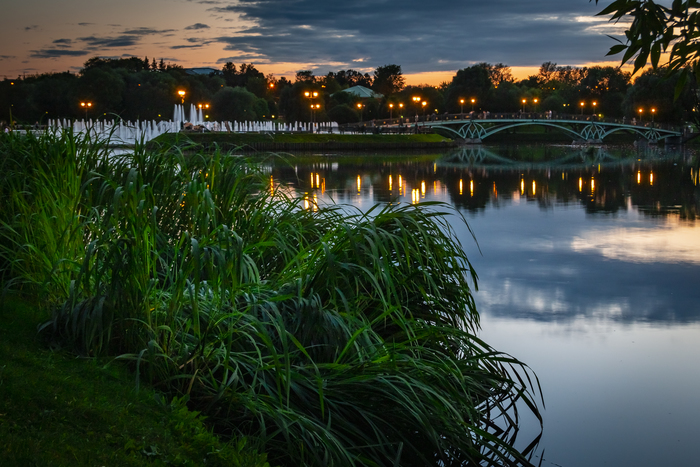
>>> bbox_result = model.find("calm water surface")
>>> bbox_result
[267,144,700,467]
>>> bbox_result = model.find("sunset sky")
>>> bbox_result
[1,0,626,84]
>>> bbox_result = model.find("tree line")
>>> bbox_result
[1,56,697,125]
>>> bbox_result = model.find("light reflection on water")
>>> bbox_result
[268,144,700,467]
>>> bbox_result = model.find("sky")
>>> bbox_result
[0,0,627,84]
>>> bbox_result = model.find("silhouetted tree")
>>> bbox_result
[373,64,405,96]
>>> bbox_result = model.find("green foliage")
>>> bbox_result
[83,56,152,74]
[444,65,492,113]
[594,0,700,101]
[622,66,699,122]
[372,64,405,96]
[124,70,179,120]
[211,87,268,121]
[327,103,359,124]
[79,67,128,115]
[0,132,543,466]
[223,62,266,89]
[0,130,109,303]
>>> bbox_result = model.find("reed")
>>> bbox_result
[0,130,543,466]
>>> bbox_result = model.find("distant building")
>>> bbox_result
[332,85,383,99]
[185,67,221,76]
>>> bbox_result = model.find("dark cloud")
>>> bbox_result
[30,49,90,59]
[215,53,268,63]
[78,35,140,48]
[78,22,93,26]
[64,28,178,51]
[210,0,620,72]
[24,25,38,31]
[121,27,176,35]
[171,37,215,49]
[52,38,73,48]
[185,23,211,30]
[0,55,16,60]
[171,44,204,49]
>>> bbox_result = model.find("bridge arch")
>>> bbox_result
[416,116,682,143]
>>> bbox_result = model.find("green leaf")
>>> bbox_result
[607,44,628,56]
[651,41,661,68]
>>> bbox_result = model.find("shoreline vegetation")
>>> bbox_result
[0,130,543,466]
[152,132,457,152]
[152,128,643,153]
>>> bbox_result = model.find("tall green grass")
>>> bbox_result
[0,130,543,466]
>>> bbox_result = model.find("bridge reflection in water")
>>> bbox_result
[266,144,698,221]
[438,144,677,170]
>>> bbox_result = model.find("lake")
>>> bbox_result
[266,143,700,467]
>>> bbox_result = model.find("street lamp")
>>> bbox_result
[471,98,476,112]
[178,90,186,104]
[304,91,319,120]
[638,108,643,122]
[580,101,585,115]
[357,102,364,122]
[592,101,597,114]
[533,98,538,113]
[651,108,656,122]
[389,103,394,119]
[310,103,321,123]
[412,96,421,116]
[399,103,404,118]
[521,99,526,113]
[421,101,427,117]
[460,98,465,114]
[80,101,92,120]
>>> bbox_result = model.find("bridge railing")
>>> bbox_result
[340,112,683,134]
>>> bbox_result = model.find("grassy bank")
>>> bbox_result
[0,130,542,466]
[0,296,269,467]
[151,132,455,152]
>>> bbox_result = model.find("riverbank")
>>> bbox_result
[150,128,653,152]
[0,296,269,467]
[151,132,456,152]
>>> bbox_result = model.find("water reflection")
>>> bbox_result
[268,144,700,326]
[271,145,698,220]
[264,144,700,467]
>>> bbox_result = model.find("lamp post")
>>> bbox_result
[421,101,427,117]
[399,103,404,118]
[412,96,421,117]
[592,101,597,115]
[357,102,364,122]
[80,101,92,120]
[638,108,643,122]
[389,103,394,119]
[651,108,656,122]
[178,90,186,104]
[471,98,475,112]
[460,98,465,114]
[522,99,526,113]
[533,98,538,113]
[304,91,319,121]
[580,101,585,115]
